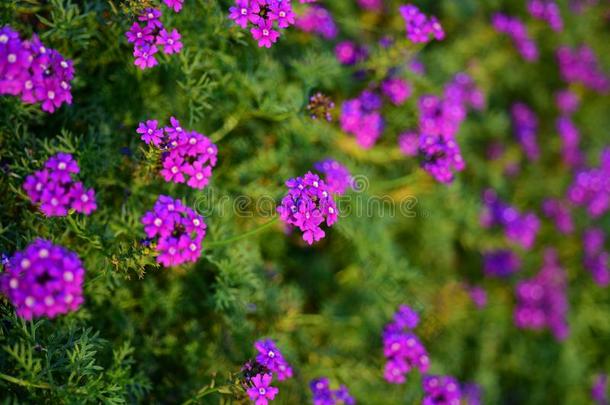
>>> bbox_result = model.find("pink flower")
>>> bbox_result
[156,29,183,54]
[251,21,280,48]
[133,44,158,69]
[160,156,186,183]
[246,374,279,405]
[163,0,183,13]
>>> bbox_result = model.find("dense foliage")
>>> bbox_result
[1,0,609,403]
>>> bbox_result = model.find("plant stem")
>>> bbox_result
[0,373,52,390]
[204,216,279,248]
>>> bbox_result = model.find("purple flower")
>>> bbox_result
[126,22,154,45]
[310,378,355,405]
[399,4,444,44]
[567,148,610,218]
[156,29,183,54]
[138,8,163,28]
[0,239,85,320]
[133,44,158,69]
[511,103,539,161]
[334,41,366,65]
[254,339,293,381]
[542,198,574,234]
[419,133,465,184]
[251,21,280,48]
[313,159,352,196]
[492,14,539,62]
[229,0,251,28]
[557,45,609,93]
[277,172,338,245]
[398,132,419,157]
[69,182,97,214]
[528,0,563,31]
[515,249,569,340]
[462,383,483,405]
[141,195,206,267]
[583,228,609,287]
[422,375,462,405]
[137,119,164,146]
[592,374,608,405]
[483,250,521,277]
[247,374,279,405]
[295,5,338,39]
[340,95,384,149]
[467,285,488,309]
[381,78,411,106]
[163,0,184,13]
[555,89,580,115]
[269,1,295,28]
[45,152,79,182]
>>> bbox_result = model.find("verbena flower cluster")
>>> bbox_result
[556,45,610,93]
[229,0,296,48]
[481,189,540,250]
[277,172,338,245]
[0,25,74,113]
[138,117,218,189]
[491,14,538,62]
[0,239,85,320]
[334,41,367,65]
[555,88,582,168]
[307,92,335,121]
[514,249,569,340]
[583,228,609,287]
[295,5,338,39]
[310,378,355,405]
[511,102,539,161]
[567,148,610,218]
[527,0,563,31]
[398,131,419,157]
[381,77,411,106]
[483,250,521,278]
[23,153,97,217]
[126,6,183,70]
[313,159,352,196]
[592,373,608,405]
[382,305,430,384]
[141,195,207,267]
[414,73,482,183]
[422,375,462,405]
[241,339,293,404]
[542,198,574,234]
[340,91,384,149]
[399,4,444,43]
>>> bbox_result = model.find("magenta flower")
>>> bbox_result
[137,119,164,146]
[163,0,184,12]
[0,239,86,320]
[398,132,419,157]
[247,374,278,405]
[160,156,186,183]
[229,0,251,28]
[133,44,158,69]
[269,1,295,28]
[125,22,154,45]
[251,21,280,48]
[156,29,183,54]
[69,182,97,214]
[138,8,163,28]
[381,77,411,105]
[313,159,352,196]
[185,160,213,189]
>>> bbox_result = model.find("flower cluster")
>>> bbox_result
[511,103,539,161]
[481,189,540,250]
[514,249,569,340]
[382,305,430,384]
[381,77,411,106]
[126,6,182,70]
[334,41,367,65]
[0,26,74,113]
[462,383,483,405]
[277,172,338,245]
[0,239,85,320]
[583,228,609,287]
[483,250,521,277]
[242,339,293,404]
[307,92,335,121]
[398,132,419,157]
[413,73,482,183]
[356,0,383,12]
[295,5,337,39]
[313,159,352,196]
[422,375,462,405]
[229,0,296,48]
[399,4,444,44]
[592,373,608,405]
[141,195,207,267]
[567,148,610,218]
[466,285,488,309]
[163,0,184,12]
[556,116,582,168]
[340,91,384,149]
[555,89,580,115]
[138,117,218,189]
[491,14,538,62]
[556,45,610,93]
[254,339,293,381]
[23,153,97,217]
[310,378,355,405]
[527,0,563,31]
[542,198,574,234]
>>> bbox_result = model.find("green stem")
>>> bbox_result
[204,216,279,248]
[374,173,419,192]
[0,373,52,390]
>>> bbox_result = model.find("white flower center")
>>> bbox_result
[189,243,197,251]
[193,219,200,226]
[25,80,33,90]
[171,166,179,174]
[48,91,55,100]
[189,137,197,145]
[168,39,174,45]
[196,173,203,180]
[21,259,31,269]
[9,278,18,289]
[0,34,8,43]
[169,247,177,255]
[7,54,16,63]
[279,11,286,17]
[65,294,74,303]
[25,296,35,307]
[39,249,49,258]
[58,162,67,170]
[154,218,163,226]
[268,350,275,358]
[263,29,269,36]
[80,194,89,202]
[63,271,74,282]
[44,296,55,306]
[259,388,266,395]
[61,61,68,68]
[51,198,59,206]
